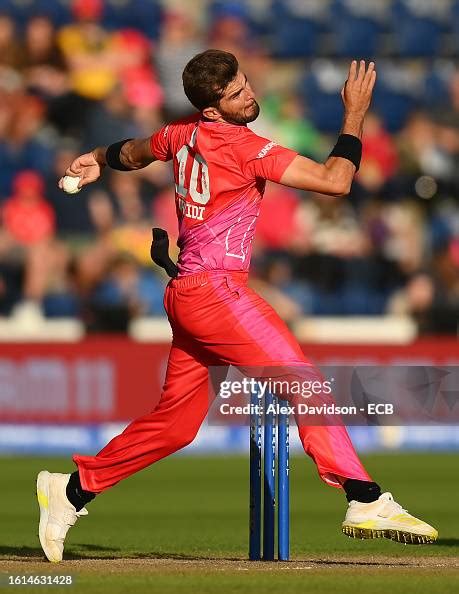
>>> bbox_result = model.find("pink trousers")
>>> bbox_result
[74,271,371,493]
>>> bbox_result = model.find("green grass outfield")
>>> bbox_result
[0,453,458,593]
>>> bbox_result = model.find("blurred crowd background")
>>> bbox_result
[0,0,458,335]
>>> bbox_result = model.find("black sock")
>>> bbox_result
[66,471,96,511]
[344,479,381,503]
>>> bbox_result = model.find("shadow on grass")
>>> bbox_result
[0,546,235,563]
[310,558,436,567]
[70,551,242,562]
[120,552,242,562]
[0,546,43,560]
[436,538,459,547]
[0,544,121,561]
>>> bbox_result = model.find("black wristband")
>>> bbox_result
[105,139,133,171]
[328,134,362,171]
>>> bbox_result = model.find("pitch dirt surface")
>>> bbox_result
[2,553,457,569]
[2,556,458,594]
[1,454,458,593]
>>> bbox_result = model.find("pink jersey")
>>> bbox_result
[150,113,297,276]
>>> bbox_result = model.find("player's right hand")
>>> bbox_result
[58,152,104,190]
[341,60,376,116]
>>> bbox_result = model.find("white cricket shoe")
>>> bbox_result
[36,471,88,562]
[342,492,438,545]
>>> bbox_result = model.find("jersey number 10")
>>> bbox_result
[175,144,211,205]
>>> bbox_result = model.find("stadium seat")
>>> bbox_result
[373,85,416,132]
[299,61,345,133]
[371,63,422,132]
[270,0,331,58]
[330,0,388,58]
[391,0,450,57]
[103,0,161,39]
[0,0,71,26]
[209,1,250,23]
[422,63,454,109]
[209,0,268,37]
[451,1,459,51]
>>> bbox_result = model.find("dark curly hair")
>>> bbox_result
[182,49,239,111]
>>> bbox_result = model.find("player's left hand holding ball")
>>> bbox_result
[58,151,105,193]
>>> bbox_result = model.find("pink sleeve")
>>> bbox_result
[242,134,298,182]
[150,123,173,162]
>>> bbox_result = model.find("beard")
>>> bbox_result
[219,100,260,125]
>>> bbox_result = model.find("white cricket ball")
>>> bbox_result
[62,175,81,194]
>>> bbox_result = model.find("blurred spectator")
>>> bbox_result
[0,170,70,310]
[0,1,458,334]
[42,257,81,319]
[88,252,165,332]
[82,85,137,149]
[296,195,369,260]
[2,170,55,245]
[447,70,459,115]
[427,242,459,333]
[250,255,313,321]
[388,241,459,334]
[0,92,54,198]
[397,112,439,178]
[155,10,204,120]
[208,5,268,95]
[387,272,436,323]
[0,13,22,69]
[20,15,66,73]
[57,0,118,101]
[46,139,93,234]
[358,112,399,194]
[113,28,152,75]
[151,184,180,258]
[108,171,153,266]
[112,28,163,117]
[288,195,390,315]
[209,5,253,58]
[75,190,116,298]
[255,183,305,252]
[259,93,327,160]
[380,201,425,275]
[130,98,163,138]
[0,257,23,315]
